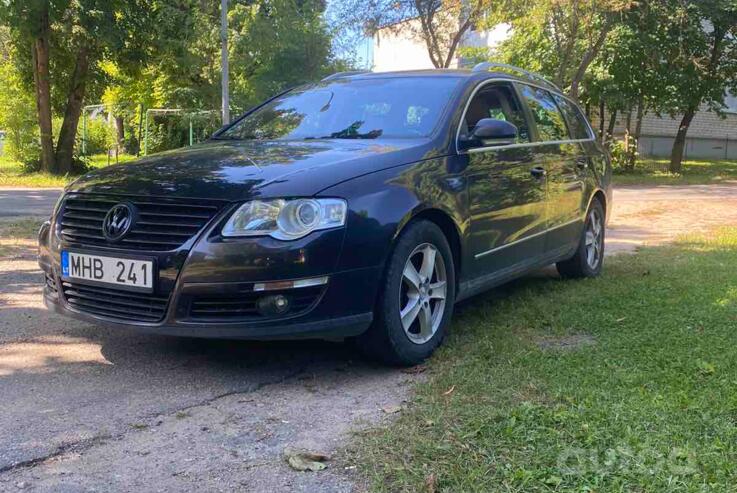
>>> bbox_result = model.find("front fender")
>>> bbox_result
[319,157,468,274]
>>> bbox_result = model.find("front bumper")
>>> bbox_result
[42,264,379,340]
[39,204,382,340]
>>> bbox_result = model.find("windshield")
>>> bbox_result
[217,77,461,141]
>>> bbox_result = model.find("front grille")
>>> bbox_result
[62,281,170,323]
[188,286,323,321]
[59,194,224,251]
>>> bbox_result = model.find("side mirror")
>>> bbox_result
[471,118,518,142]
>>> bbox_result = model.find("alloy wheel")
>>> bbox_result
[399,243,447,344]
[585,208,603,269]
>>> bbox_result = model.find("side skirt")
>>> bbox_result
[455,243,576,302]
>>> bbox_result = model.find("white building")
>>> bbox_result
[372,20,510,72]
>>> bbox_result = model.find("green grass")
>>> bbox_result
[614,159,737,186]
[359,229,737,492]
[0,153,136,188]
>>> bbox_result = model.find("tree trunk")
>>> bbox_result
[606,109,617,143]
[115,116,125,153]
[669,107,696,173]
[568,24,610,99]
[598,100,605,142]
[55,48,90,174]
[629,97,645,170]
[31,7,54,173]
[634,99,645,142]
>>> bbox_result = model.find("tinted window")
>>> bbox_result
[218,77,461,141]
[553,94,592,140]
[518,84,567,141]
[462,83,530,143]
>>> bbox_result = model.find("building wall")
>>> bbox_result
[595,106,737,159]
[371,21,509,72]
[372,19,444,72]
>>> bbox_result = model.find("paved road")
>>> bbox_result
[0,188,61,218]
[1,183,736,491]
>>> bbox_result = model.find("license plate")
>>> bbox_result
[61,251,154,292]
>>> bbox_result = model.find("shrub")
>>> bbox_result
[608,137,639,172]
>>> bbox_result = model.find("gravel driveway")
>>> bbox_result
[1,183,736,492]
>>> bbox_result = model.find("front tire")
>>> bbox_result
[557,198,605,278]
[357,220,456,366]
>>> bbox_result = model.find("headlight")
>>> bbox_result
[222,198,347,240]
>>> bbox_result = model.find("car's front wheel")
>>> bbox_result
[357,220,456,366]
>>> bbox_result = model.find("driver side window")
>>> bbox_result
[462,83,531,143]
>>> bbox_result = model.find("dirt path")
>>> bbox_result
[1,183,735,492]
[607,184,737,255]
[0,234,413,492]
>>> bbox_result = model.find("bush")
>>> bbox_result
[81,116,116,156]
[145,112,221,154]
[0,60,40,167]
[608,137,639,172]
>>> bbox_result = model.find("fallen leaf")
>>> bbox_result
[442,385,455,396]
[381,404,402,414]
[283,447,330,472]
[616,317,627,322]
[425,472,437,493]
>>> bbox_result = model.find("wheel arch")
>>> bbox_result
[394,207,464,289]
[587,188,608,221]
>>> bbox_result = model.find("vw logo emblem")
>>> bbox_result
[102,203,136,242]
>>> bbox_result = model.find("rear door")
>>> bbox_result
[463,81,548,278]
[515,83,587,256]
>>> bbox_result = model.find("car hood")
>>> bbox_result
[67,139,437,201]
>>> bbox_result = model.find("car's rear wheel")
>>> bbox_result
[557,198,605,278]
[357,220,455,366]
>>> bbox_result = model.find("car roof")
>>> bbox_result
[338,69,561,94]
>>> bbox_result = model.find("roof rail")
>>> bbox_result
[472,62,562,93]
[322,70,371,81]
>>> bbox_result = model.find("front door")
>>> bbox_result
[463,82,548,279]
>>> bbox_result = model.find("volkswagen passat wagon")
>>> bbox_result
[39,64,611,365]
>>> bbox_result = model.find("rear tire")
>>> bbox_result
[356,220,456,366]
[557,198,605,279]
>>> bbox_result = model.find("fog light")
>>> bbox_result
[257,294,290,316]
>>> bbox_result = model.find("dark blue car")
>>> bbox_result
[39,64,612,365]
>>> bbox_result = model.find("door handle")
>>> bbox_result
[530,166,547,179]
[575,157,590,169]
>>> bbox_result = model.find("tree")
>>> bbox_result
[495,0,632,98]
[650,0,737,173]
[98,0,343,154]
[0,0,157,173]
[334,0,500,69]
[0,27,39,164]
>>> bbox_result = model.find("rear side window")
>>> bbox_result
[517,84,567,142]
[553,94,593,140]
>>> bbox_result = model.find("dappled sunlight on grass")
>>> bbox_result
[614,159,737,186]
[359,228,737,492]
[0,153,137,188]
